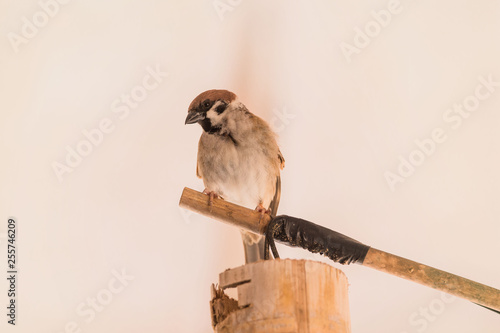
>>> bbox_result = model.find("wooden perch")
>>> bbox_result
[179,187,271,235]
[179,187,500,312]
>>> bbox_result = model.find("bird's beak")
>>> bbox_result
[185,111,205,125]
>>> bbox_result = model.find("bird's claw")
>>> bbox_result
[203,189,221,206]
[255,204,271,217]
[255,204,272,230]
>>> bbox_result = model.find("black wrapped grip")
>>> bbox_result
[264,215,370,265]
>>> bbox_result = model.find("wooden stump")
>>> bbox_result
[210,259,351,333]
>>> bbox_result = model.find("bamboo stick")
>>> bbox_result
[179,187,500,312]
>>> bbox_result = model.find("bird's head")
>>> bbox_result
[185,89,238,134]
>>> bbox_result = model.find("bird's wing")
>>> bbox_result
[196,136,204,179]
[196,161,202,179]
[278,149,285,170]
[268,149,285,217]
[268,175,281,217]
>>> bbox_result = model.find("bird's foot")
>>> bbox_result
[255,203,271,216]
[203,189,221,206]
[255,204,271,220]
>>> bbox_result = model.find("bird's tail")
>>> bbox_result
[241,231,265,263]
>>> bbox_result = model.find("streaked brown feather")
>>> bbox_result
[268,176,281,217]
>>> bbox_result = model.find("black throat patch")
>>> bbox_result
[200,118,221,134]
[199,118,238,146]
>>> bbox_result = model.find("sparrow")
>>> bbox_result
[185,89,285,263]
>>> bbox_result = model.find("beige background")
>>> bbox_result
[1,0,499,332]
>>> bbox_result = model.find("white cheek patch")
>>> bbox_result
[206,101,225,125]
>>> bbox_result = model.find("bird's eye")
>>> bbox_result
[203,100,211,109]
